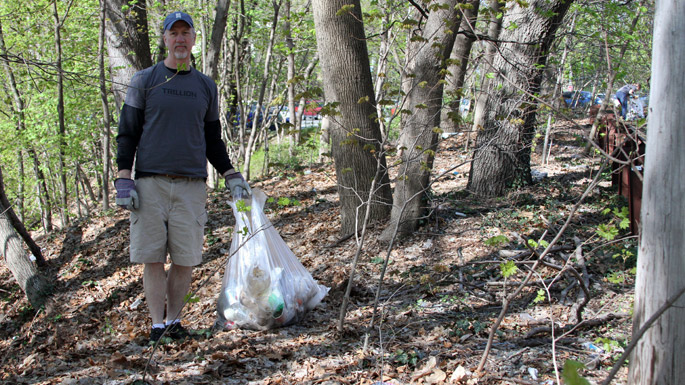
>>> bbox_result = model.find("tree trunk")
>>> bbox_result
[441,0,480,133]
[243,0,281,180]
[207,0,232,81]
[104,0,153,109]
[467,0,573,197]
[0,166,45,267]
[312,0,392,235]
[53,1,69,227]
[98,0,111,210]
[0,171,50,309]
[628,1,685,383]
[380,0,461,240]
[470,0,504,134]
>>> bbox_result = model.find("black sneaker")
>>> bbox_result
[166,323,190,340]
[149,326,167,343]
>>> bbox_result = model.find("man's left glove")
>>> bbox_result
[225,172,252,199]
[114,178,139,210]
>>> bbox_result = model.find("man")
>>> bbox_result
[114,11,251,343]
[615,83,641,120]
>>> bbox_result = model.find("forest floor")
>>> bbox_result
[0,119,638,385]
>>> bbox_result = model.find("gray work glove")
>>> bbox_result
[114,178,139,210]
[225,172,251,199]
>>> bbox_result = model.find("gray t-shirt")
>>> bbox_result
[124,62,220,178]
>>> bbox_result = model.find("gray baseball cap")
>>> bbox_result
[163,11,194,31]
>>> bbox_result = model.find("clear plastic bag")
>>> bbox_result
[216,188,329,330]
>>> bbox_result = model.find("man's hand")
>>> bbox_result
[114,178,139,210]
[225,172,251,198]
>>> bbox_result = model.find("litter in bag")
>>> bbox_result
[216,188,329,330]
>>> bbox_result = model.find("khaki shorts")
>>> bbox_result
[130,176,208,266]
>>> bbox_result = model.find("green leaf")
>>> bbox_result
[485,235,509,247]
[533,289,546,303]
[500,260,518,279]
[561,360,591,385]
[597,224,619,241]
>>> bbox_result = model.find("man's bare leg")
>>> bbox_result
[166,263,193,322]
[143,262,167,325]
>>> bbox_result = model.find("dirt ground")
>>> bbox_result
[0,121,636,385]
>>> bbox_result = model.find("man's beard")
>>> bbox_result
[173,50,189,60]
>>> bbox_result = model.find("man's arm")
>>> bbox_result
[205,119,234,175]
[116,104,145,173]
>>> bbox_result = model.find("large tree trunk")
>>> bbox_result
[628,1,685,383]
[467,0,573,197]
[104,0,153,108]
[312,0,392,235]
[441,0,480,133]
[0,172,50,309]
[0,166,45,267]
[380,0,461,241]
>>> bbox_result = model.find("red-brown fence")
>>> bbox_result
[590,107,645,235]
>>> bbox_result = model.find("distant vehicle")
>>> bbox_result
[226,103,281,131]
[595,93,619,106]
[562,91,595,108]
[295,101,323,121]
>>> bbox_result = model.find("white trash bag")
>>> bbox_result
[216,188,329,330]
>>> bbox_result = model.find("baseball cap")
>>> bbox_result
[163,11,194,31]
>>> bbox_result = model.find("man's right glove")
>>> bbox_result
[225,172,252,199]
[114,178,139,210]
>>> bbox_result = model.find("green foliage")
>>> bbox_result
[485,235,509,247]
[183,293,200,304]
[533,289,546,304]
[561,360,591,385]
[392,349,419,367]
[500,260,519,279]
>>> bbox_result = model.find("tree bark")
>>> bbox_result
[243,0,281,180]
[0,166,45,267]
[467,0,573,197]
[104,0,153,109]
[53,1,69,227]
[0,171,50,309]
[380,0,461,240]
[441,0,480,133]
[98,0,111,210]
[470,0,504,134]
[206,0,232,81]
[628,1,685,383]
[312,0,392,235]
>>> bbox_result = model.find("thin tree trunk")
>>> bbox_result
[243,0,282,180]
[470,0,504,134]
[98,0,111,210]
[440,0,480,133]
[53,0,69,227]
[585,3,645,154]
[542,11,575,164]
[628,1,685,383]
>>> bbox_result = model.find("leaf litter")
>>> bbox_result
[0,123,635,384]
